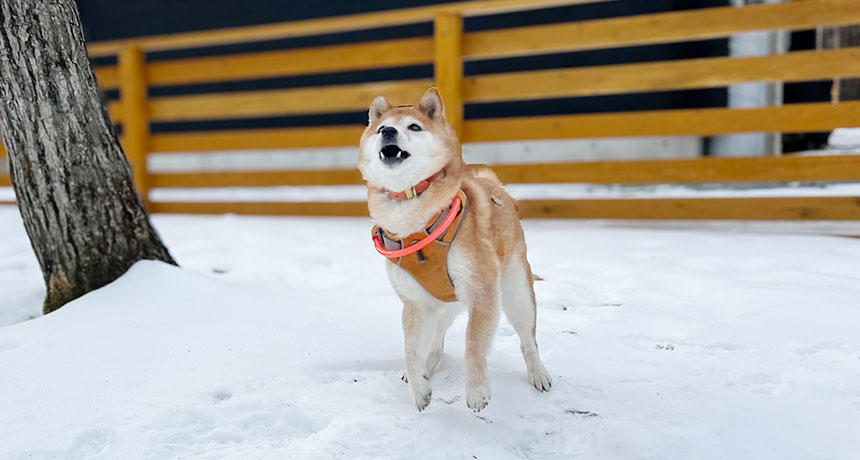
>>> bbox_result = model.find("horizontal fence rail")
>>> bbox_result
[464,48,860,102]
[145,155,860,189]
[104,49,860,123]
[147,197,860,221]
[1,0,859,221]
[130,101,859,152]
[124,80,434,123]
[463,0,860,59]
[464,102,860,142]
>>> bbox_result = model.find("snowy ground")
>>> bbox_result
[1,205,860,459]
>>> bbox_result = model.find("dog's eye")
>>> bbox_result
[408,123,422,132]
[377,125,386,134]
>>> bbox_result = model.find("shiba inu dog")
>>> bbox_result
[358,88,551,412]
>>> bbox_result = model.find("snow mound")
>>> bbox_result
[1,214,860,458]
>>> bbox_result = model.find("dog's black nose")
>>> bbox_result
[380,126,398,140]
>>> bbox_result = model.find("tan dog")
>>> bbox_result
[359,88,551,412]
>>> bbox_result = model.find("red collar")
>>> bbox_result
[386,171,445,200]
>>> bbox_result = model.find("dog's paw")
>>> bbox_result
[408,375,432,412]
[528,362,552,392]
[412,387,432,412]
[466,383,491,412]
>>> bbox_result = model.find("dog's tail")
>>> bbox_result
[469,165,503,185]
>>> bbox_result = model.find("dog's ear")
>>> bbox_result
[369,96,391,124]
[418,87,446,122]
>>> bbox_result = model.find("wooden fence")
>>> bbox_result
[2,0,860,220]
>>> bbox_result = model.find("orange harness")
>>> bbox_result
[371,190,468,302]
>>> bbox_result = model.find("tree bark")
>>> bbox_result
[0,0,176,314]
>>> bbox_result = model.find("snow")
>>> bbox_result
[1,205,860,459]
[829,128,860,149]
[5,177,860,205]
[142,181,860,203]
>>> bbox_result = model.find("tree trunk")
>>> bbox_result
[0,0,176,314]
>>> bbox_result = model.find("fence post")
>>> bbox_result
[434,13,464,139]
[118,44,151,207]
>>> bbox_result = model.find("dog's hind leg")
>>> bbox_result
[402,301,437,412]
[500,254,552,392]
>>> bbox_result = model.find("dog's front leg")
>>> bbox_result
[464,282,501,412]
[402,301,436,412]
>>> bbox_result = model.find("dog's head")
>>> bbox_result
[358,87,462,193]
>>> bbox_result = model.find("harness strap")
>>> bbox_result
[372,194,461,258]
[370,190,468,302]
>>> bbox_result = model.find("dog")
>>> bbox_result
[358,87,551,412]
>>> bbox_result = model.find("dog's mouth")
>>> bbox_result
[379,144,410,164]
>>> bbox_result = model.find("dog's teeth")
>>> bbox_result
[379,151,384,160]
[396,150,402,159]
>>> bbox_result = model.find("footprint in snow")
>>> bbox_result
[211,389,232,402]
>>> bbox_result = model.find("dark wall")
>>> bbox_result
[76,1,729,136]
[783,30,832,151]
[75,0,448,41]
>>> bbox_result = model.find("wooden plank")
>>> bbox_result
[149,101,860,151]
[147,38,433,87]
[147,79,432,122]
[118,45,151,205]
[149,197,860,220]
[86,0,605,57]
[107,101,121,122]
[151,125,364,152]
[434,13,465,137]
[517,197,860,220]
[149,155,860,189]
[466,48,860,102]
[143,155,860,190]
[0,175,10,186]
[464,0,860,60]
[94,65,119,90]
[150,169,364,188]
[491,155,860,184]
[122,101,860,152]
[463,101,860,142]
[150,200,369,216]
